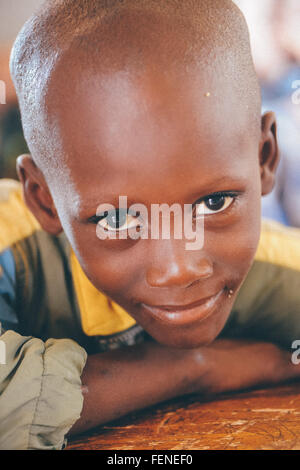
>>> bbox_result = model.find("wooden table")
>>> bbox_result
[67,382,300,450]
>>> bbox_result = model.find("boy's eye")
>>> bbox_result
[93,209,140,232]
[194,193,236,217]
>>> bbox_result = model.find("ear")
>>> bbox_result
[259,112,280,196]
[16,154,63,235]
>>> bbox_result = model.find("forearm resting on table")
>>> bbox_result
[69,338,300,436]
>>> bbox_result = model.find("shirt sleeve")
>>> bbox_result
[0,248,88,450]
[0,330,87,450]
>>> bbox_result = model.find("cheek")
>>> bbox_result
[212,196,261,279]
[70,224,141,297]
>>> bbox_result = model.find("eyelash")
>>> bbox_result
[88,191,240,225]
[196,191,239,211]
[202,191,238,201]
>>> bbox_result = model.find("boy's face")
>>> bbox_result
[20,59,278,348]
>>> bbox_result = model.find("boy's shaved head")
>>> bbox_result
[10,0,260,181]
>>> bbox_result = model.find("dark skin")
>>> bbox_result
[16,45,300,434]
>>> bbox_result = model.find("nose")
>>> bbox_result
[146,239,213,289]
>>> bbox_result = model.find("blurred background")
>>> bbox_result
[0,0,44,178]
[0,0,299,226]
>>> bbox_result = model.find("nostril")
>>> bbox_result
[146,261,213,289]
[184,266,213,289]
[186,278,205,289]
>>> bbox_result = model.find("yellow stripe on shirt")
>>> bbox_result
[0,179,41,253]
[255,219,300,272]
[70,249,136,336]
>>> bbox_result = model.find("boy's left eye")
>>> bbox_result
[194,193,236,216]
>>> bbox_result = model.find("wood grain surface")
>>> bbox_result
[67,382,300,450]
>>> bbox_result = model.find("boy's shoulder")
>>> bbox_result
[0,178,41,253]
[256,218,300,270]
[0,178,81,340]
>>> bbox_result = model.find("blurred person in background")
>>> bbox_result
[0,46,28,179]
[0,1,43,179]
[236,0,300,227]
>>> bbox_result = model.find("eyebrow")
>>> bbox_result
[78,194,135,215]
[187,175,249,201]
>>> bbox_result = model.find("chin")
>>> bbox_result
[148,325,220,349]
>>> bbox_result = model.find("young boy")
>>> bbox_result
[0,0,300,450]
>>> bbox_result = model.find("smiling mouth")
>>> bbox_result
[139,288,225,326]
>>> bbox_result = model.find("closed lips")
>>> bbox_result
[139,288,225,326]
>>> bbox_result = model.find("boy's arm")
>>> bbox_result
[0,326,298,448]
[69,337,300,436]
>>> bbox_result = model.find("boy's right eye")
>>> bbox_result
[89,209,140,232]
